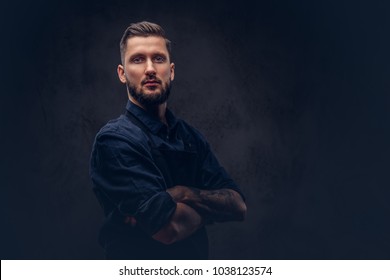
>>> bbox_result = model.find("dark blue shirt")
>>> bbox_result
[90,101,242,258]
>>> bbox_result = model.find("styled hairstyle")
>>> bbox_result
[119,21,172,64]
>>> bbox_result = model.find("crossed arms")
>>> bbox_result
[91,129,246,245]
[152,186,246,245]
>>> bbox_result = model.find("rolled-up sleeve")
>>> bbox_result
[90,131,176,236]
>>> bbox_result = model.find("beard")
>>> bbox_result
[126,77,172,107]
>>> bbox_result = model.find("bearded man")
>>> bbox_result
[90,21,246,259]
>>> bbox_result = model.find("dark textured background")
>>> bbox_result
[1,0,390,259]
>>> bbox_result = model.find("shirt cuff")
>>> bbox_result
[133,191,177,235]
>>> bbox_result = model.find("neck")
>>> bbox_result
[129,97,168,125]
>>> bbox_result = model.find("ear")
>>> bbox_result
[117,64,126,84]
[170,63,175,81]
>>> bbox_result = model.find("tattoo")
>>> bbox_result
[186,187,245,223]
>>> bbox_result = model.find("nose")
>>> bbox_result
[145,59,156,76]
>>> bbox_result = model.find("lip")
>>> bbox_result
[143,79,160,83]
[143,82,160,86]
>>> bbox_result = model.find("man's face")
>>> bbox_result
[118,36,175,107]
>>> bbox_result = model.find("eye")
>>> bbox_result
[154,55,166,63]
[131,56,144,63]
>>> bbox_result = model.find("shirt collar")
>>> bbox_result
[125,100,178,134]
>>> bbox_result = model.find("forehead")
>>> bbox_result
[125,36,168,57]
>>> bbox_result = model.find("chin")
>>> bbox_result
[141,91,158,97]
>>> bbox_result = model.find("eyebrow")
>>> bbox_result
[128,52,167,60]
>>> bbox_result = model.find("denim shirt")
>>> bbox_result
[90,101,243,257]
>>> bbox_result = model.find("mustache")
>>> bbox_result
[141,78,162,85]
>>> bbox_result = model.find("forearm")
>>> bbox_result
[167,186,247,223]
[152,202,204,245]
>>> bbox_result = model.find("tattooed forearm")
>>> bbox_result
[167,186,246,223]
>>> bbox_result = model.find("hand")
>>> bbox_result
[167,185,200,203]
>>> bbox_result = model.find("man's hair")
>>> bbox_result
[119,21,172,64]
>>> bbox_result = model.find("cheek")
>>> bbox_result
[162,68,172,79]
[126,66,143,79]
[126,68,143,81]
